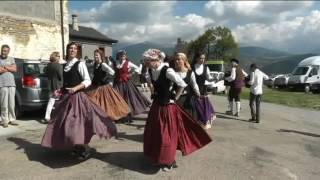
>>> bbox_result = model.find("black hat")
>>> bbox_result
[116,50,126,56]
[230,58,239,64]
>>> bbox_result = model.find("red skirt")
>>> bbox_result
[143,101,212,165]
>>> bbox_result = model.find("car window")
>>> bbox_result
[292,67,309,75]
[207,64,223,72]
[310,67,319,76]
[23,63,47,77]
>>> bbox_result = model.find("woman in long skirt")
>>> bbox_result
[41,42,117,160]
[172,53,202,125]
[113,50,151,122]
[142,49,212,172]
[191,53,216,129]
[85,49,130,121]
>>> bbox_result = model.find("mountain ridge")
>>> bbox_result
[112,41,316,74]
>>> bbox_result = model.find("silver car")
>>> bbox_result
[13,58,50,117]
[274,74,290,89]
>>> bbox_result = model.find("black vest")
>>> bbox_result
[63,61,83,88]
[172,70,193,96]
[193,64,208,95]
[150,66,173,105]
[92,63,112,86]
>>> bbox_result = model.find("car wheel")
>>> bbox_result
[212,87,218,94]
[15,103,22,119]
[223,89,227,94]
[304,85,310,93]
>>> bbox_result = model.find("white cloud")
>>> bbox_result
[232,10,320,52]
[102,14,213,44]
[205,1,314,25]
[72,1,176,24]
[72,1,320,53]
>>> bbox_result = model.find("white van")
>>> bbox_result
[288,56,320,92]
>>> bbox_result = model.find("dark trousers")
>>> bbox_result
[249,93,261,121]
[228,87,242,102]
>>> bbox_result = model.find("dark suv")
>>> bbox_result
[13,58,49,117]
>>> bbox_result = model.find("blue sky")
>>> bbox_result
[70,1,320,53]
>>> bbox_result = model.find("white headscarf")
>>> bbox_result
[142,49,164,61]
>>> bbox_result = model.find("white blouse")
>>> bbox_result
[176,71,200,96]
[151,63,187,88]
[96,62,115,76]
[64,58,91,88]
[115,60,140,74]
[194,63,214,81]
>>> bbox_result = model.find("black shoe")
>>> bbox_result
[249,118,256,122]
[78,151,91,160]
[161,162,178,172]
[255,120,260,123]
[124,119,133,124]
[161,165,173,172]
[225,111,232,115]
[171,161,178,168]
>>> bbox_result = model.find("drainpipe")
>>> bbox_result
[60,0,65,58]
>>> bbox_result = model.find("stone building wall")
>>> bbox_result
[0,0,69,60]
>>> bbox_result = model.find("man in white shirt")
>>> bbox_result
[248,63,269,123]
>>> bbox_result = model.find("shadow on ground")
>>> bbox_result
[6,137,158,174]
[7,137,83,168]
[215,112,250,123]
[116,132,143,143]
[277,129,320,138]
[18,109,47,124]
[93,151,159,175]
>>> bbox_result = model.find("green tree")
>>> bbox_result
[186,26,238,62]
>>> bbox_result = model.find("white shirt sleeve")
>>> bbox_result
[166,68,187,88]
[138,64,143,75]
[101,62,115,76]
[206,66,214,81]
[78,61,92,88]
[128,62,140,74]
[263,72,269,80]
[190,72,200,96]
[242,69,248,77]
[226,68,236,82]
[248,71,255,85]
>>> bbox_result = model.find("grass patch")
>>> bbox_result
[218,87,320,110]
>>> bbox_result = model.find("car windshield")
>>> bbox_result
[207,64,223,72]
[23,63,47,77]
[292,67,309,75]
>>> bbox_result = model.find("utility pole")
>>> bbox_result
[60,0,65,58]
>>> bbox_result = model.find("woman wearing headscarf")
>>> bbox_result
[143,49,211,172]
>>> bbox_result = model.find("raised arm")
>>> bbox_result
[206,66,214,81]
[101,62,115,76]
[226,67,236,82]
[128,61,141,74]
